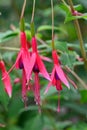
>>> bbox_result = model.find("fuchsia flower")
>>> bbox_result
[44,50,70,112]
[0,60,12,97]
[27,36,50,106]
[8,32,30,82]
[6,31,31,105]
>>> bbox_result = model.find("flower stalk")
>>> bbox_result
[0,46,19,51]
[31,0,36,37]
[68,0,87,63]
[65,66,87,89]
[51,0,55,50]
[31,0,36,23]
[20,0,26,20]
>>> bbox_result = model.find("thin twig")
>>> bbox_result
[0,46,19,51]
[66,75,78,89]
[68,0,87,62]
[65,66,87,89]
[36,37,49,47]
[51,0,55,50]
[31,0,36,23]
[20,0,26,19]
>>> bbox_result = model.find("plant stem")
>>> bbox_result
[51,0,55,50]
[31,0,36,23]
[61,0,69,8]
[20,0,26,19]
[65,66,87,89]
[0,46,19,51]
[31,0,36,37]
[20,0,26,31]
[68,0,87,62]
[36,37,49,47]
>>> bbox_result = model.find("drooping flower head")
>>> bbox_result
[28,36,50,81]
[27,36,50,107]
[45,50,70,112]
[0,60,12,97]
[8,31,30,82]
[5,20,31,104]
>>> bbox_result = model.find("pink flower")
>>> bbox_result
[8,31,30,82]
[5,31,30,104]
[0,60,12,97]
[44,50,70,112]
[27,36,50,106]
[28,36,51,81]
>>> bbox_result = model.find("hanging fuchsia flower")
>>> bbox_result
[44,50,70,112]
[28,36,50,81]
[15,31,31,104]
[0,60,12,97]
[27,36,50,106]
[8,31,30,82]
[3,31,31,105]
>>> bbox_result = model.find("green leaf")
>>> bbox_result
[59,3,87,23]
[60,52,76,68]
[24,115,43,130]
[59,3,82,14]
[0,30,19,43]
[67,122,87,130]
[81,13,87,20]
[80,90,87,103]
[37,25,63,32]
[55,41,68,52]
[46,40,68,52]
[74,5,83,11]
[8,95,24,118]
[59,3,70,14]
[8,126,22,130]
[61,88,81,101]
[42,114,72,130]
[65,13,87,23]
[41,86,57,100]
[65,102,87,115]
[56,121,72,129]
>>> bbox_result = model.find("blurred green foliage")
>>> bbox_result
[0,0,87,130]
